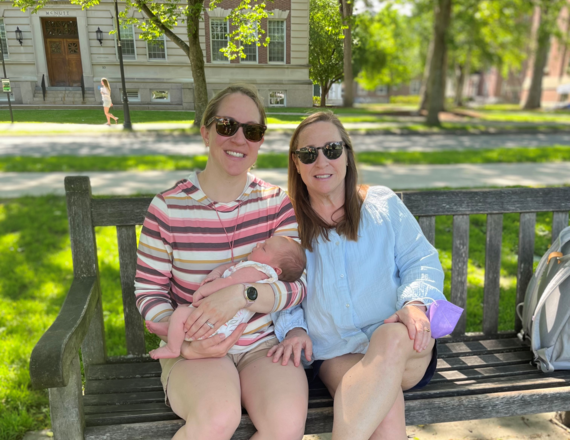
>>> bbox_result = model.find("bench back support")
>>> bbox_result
[66,176,570,360]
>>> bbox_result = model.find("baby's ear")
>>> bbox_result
[274,267,282,275]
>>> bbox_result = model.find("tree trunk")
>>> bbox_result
[340,0,354,108]
[426,0,452,126]
[187,0,208,125]
[523,7,551,110]
[455,47,471,107]
[320,82,330,107]
[419,38,434,111]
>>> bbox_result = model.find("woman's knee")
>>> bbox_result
[258,408,306,440]
[184,404,242,440]
[369,324,413,363]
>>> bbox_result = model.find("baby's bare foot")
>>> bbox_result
[145,320,168,336]
[149,346,180,360]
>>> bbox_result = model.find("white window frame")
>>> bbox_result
[116,24,137,61]
[376,85,388,95]
[210,18,229,63]
[241,28,258,64]
[410,80,421,95]
[0,19,9,60]
[151,90,170,102]
[147,34,167,61]
[268,20,286,64]
[269,90,286,107]
[121,88,141,102]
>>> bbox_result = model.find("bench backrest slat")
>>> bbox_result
[92,198,153,227]
[117,225,147,356]
[418,216,436,246]
[553,211,570,242]
[450,215,470,336]
[515,213,536,332]
[483,214,503,335]
[401,187,570,216]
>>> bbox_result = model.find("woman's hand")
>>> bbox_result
[267,328,313,367]
[384,303,431,352]
[180,323,247,359]
[184,284,244,341]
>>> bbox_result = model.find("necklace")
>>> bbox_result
[212,201,242,263]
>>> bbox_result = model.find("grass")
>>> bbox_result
[0,192,566,439]
[1,146,570,173]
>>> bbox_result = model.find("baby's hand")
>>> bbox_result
[200,273,221,286]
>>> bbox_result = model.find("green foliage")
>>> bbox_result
[313,96,321,106]
[354,6,421,91]
[390,95,421,105]
[309,0,345,93]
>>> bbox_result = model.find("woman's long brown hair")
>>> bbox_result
[288,112,365,252]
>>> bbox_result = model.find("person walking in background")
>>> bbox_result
[100,78,118,126]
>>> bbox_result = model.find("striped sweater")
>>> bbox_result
[134,172,307,351]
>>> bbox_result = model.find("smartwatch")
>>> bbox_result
[243,283,258,307]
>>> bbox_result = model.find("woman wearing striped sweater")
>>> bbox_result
[134,85,311,440]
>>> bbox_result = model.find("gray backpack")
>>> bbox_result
[517,225,570,372]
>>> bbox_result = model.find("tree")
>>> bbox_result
[523,0,567,109]
[309,0,345,107]
[14,0,270,125]
[353,7,422,99]
[339,0,355,107]
[426,0,452,126]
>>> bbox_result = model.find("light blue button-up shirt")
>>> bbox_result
[274,186,445,361]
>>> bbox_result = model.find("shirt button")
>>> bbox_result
[340,274,345,278]
[335,241,339,245]
[346,304,350,308]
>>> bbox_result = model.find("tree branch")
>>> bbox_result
[135,0,191,56]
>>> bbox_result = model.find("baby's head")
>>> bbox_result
[248,236,306,282]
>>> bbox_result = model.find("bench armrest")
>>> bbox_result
[29,276,99,389]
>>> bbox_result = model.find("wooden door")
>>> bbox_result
[42,19,83,87]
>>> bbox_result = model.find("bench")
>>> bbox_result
[30,176,570,439]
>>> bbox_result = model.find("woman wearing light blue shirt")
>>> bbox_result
[268,112,446,440]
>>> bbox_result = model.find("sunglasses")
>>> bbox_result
[293,141,345,164]
[206,116,267,142]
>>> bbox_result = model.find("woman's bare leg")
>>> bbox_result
[103,107,111,125]
[319,323,434,440]
[240,354,308,440]
[168,357,242,440]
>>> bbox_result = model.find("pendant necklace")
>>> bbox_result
[213,201,242,263]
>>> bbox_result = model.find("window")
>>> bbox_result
[268,21,285,63]
[118,24,136,60]
[151,90,170,102]
[269,91,285,106]
[0,19,8,59]
[410,80,421,95]
[147,34,166,60]
[242,30,257,63]
[211,19,229,62]
[376,85,388,95]
[121,89,140,102]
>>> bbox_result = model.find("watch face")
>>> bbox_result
[246,286,258,301]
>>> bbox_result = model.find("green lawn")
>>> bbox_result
[1,146,569,173]
[0,193,565,439]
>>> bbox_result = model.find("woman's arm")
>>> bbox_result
[193,266,269,303]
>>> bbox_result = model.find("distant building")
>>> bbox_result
[0,0,312,108]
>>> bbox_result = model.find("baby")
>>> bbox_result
[146,235,306,359]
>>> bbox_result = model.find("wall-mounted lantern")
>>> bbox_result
[96,27,103,46]
[15,27,23,46]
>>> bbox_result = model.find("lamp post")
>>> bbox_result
[114,0,132,130]
[0,32,14,123]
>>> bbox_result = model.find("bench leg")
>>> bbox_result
[48,355,85,440]
[557,411,570,427]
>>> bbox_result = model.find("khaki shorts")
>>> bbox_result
[159,337,278,406]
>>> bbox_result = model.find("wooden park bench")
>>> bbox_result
[30,176,570,439]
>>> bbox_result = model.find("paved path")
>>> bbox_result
[2,132,570,157]
[3,162,570,197]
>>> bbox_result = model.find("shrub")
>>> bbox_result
[313,96,321,107]
[390,95,420,105]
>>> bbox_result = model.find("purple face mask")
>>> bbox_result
[426,300,464,339]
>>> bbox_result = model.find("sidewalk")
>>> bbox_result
[3,162,570,197]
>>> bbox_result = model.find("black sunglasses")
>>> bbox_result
[206,116,267,142]
[293,141,345,164]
